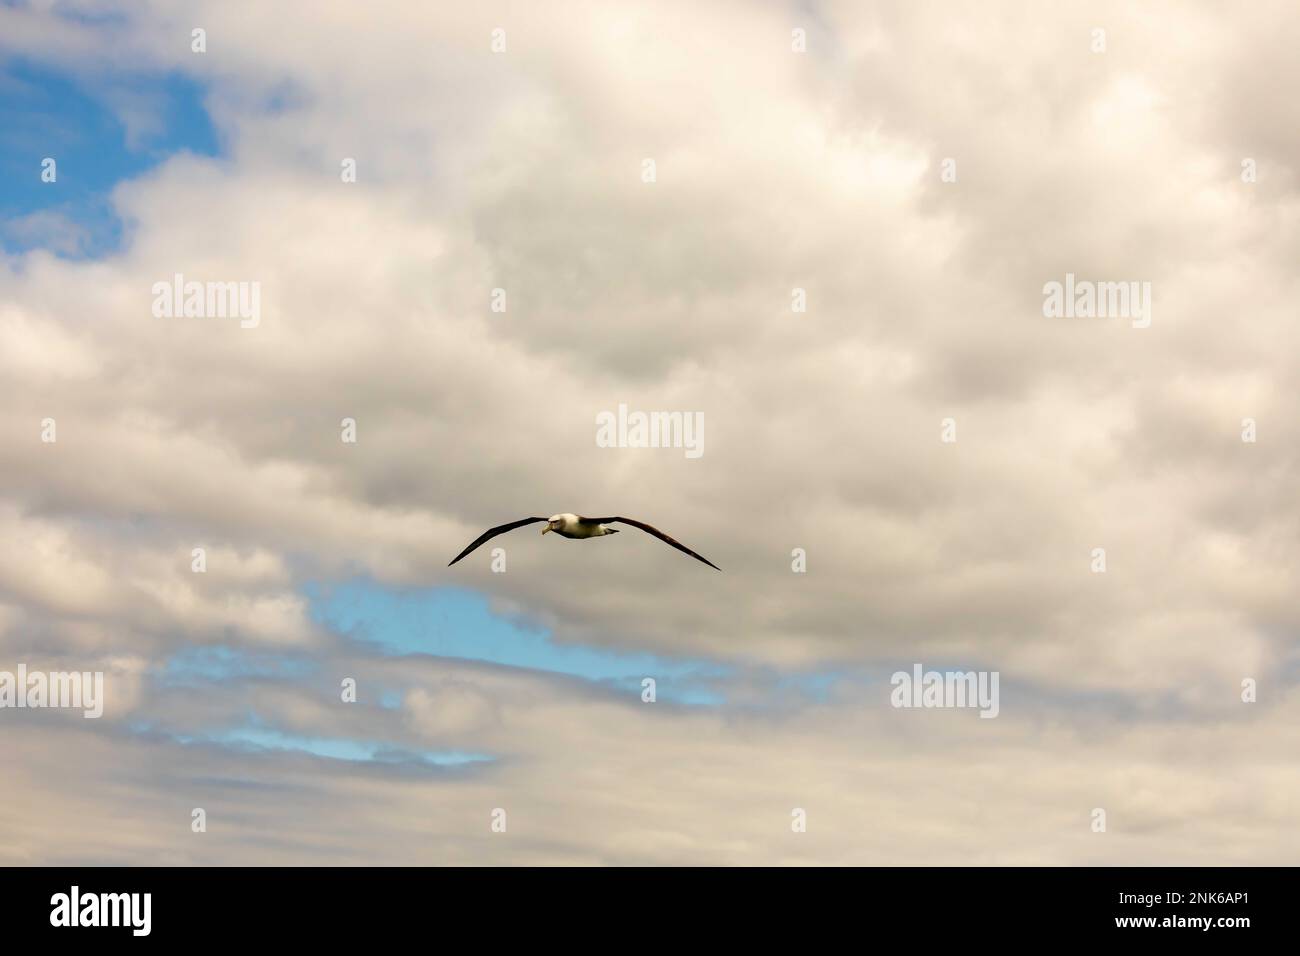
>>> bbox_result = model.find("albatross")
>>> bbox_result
[448,513,720,570]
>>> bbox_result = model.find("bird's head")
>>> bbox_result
[542,515,563,534]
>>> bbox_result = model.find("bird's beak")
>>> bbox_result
[541,525,550,535]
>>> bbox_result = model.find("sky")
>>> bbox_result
[1,0,1298,865]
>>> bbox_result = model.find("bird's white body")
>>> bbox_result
[545,513,615,539]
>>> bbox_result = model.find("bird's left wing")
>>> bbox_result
[448,517,547,566]
[585,516,721,570]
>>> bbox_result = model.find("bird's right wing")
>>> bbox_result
[448,517,547,566]
[586,516,721,570]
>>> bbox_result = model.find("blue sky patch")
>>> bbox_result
[158,645,316,687]
[173,725,493,768]
[0,57,219,257]
[307,579,733,706]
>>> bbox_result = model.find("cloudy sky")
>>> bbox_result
[2,0,1298,865]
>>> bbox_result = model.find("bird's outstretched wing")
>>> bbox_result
[448,517,547,566]
[583,516,720,570]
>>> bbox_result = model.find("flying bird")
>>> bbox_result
[448,513,720,570]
